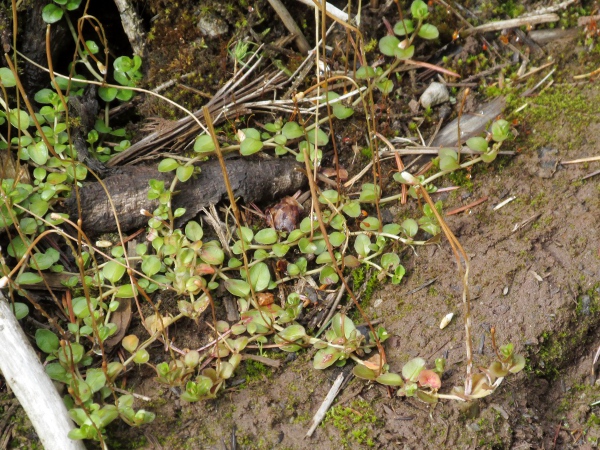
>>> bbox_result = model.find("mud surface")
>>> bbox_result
[2,0,600,449]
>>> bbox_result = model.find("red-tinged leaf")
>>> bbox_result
[417,369,441,390]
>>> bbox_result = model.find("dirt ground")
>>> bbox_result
[2,0,600,449]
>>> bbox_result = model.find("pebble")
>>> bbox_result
[197,13,228,38]
[420,82,450,109]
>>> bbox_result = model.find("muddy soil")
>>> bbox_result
[2,0,600,449]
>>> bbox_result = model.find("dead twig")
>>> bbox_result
[306,372,345,437]
[561,155,600,164]
[113,0,146,57]
[267,0,311,54]
[446,196,488,216]
[463,13,560,36]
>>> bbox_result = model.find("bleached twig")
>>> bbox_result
[306,372,345,437]
[463,13,559,35]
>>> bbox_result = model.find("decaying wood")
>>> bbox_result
[113,0,146,57]
[65,158,306,233]
[431,97,506,148]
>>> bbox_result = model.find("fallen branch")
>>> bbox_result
[462,13,559,36]
[65,158,306,233]
[0,291,85,450]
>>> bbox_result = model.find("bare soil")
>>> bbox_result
[2,1,600,449]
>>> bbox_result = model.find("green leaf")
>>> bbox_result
[318,189,340,204]
[237,226,254,243]
[0,67,16,87]
[10,302,29,320]
[29,142,49,165]
[307,128,329,146]
[157,158,179,172]
[319,265,339,285]
[254,228,278,245]
[185,221,203,241]
[176,165,194,182]
[418,24,439,40]
[491,119,511,142]
[379,35,401,57]
[376,372,404,386]
[141,255,161,277]
[194,134,216,153]
[354,233,371,258]
[402,357,426,382]
[86,368,107,393]
[98,86,118,102]
[298,237,317,254]
[46,363,70,383]
[15,272,43,285]
[29,248,59,271]
[466,136,488,153]
[225,279,251,297]
[382,223,401,235]
[114,55,134,72]
[42,4,64,23]
[272,243,290,257]
[66,0,82,10]
[281,121,304,139]
[376,78,393,95]
[401,218,418,237]
[360,216,380,231]
[331,313,356,339]
[359,183,380,203]
[199,245,224,265]
[36,329,60,354]
[240,137,263,155]
[392,264,406,284]
[133,349,150,364]
[313,347,341,369]
[394,45,415,60]
[10,109,30,131]
[353,364,377,380]
[34,89,57,104]
[381,253,400,270]
[249,262,271,292]
[411,0,429,19]
[342,201,361,218]
[103,261,126,283]
[84,40,98,54]
[328,231,345,247]
[8,237,30,259]
[278,324,306,342]
[355,66,375,79]
[509,354,526,373]
[393,19,414,36]
[332,104,354,119]
[439,148,459,171]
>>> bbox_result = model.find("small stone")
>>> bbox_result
[579,295,591,316]
[420,82,450,109]
[197,13,228,38]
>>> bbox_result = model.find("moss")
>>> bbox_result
[322,399,381,448]
[244,359,273,383]
[516,85,600,152]
[528,286,600,378]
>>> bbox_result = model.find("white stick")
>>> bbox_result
[306,372,345,437]
[295,0,349,23]
[0,293,86,450]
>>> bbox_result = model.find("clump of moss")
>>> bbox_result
[322,399,380,448]
[244,359,273,383]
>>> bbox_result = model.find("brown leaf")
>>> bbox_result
[104,298,132,348]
